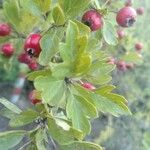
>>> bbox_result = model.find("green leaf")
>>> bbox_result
[27,69,51,81]
[91,74,112,85]
[102,20,118,45]
[19,9,39,33]
[52,4,65,25]
[39,32,60,66]
[9,109,39,127]
[0,98,22,114]
[35,129,47,150]
[0,107,17,119]
[47,117,83,145]
[50,62,71,79]
[0,130,26,150]
[75,20,90,36]
[121,52,143,64]
[60,20,78,63]
[22,0,43,18]
[59,0,91,18]
[92,93,131,116]
[66,93,91,135]
[59,141,103,150]
[95,85,116,94]
[74,95,98,118]
[3,0,21,29]
[75,84,131,116]
[74,53,92,75]
[34,76,66,105]
[33,0,51,13]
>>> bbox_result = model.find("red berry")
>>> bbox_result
[18,53,32,64]
[116,60,127,71]
[82,82,96,90]
[82,10,103,31]
[116,7,137,28]
[1,43,14,57]
[117,29,126,40]
[28,60,39,71]
[29,90,41,105]
[0,23,11,36]
[24,33,42,57]
[136,7,144,15]
[125,0,133,6]
[135,42,143,51]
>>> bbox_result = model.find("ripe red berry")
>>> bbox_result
[18,53,32,64]
[0,23,11,36]
[125,0,133,6]
[116,7,137,28]
[1,43,14,57]
[29,90,41,105]
[136,7,144,15]
[82,82,96,90]
[24,33,42,57]
[28,60,39,71]
[82,10,103,31]
[117,29,126,39]
[116,60,127,71]
[135,42,143,51]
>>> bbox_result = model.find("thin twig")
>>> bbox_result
[50,136,57,150]
[103,0,110,7]
[17,140,32,150]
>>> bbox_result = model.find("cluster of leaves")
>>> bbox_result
[0,0,142,149]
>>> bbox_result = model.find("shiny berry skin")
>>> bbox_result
[24,33,42,57]
[82,10,103,31]
[117,29,126,39]
[18,53,32,64]
[136,7,144,15]
[28,61,39,71]
[116,60,127,71]
[0,23,11,36]
[82,82,96,90]
[29,90,41,105]
[135,42,143,51]
[1,43,14,57]
[116,7,137,28]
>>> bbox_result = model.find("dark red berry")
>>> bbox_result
[116,7,137,27]
[18,53,32,64]
[82,10,103,31]
[135,42,143,51]
[117,29,126,39]
[28,60,39,71]
[116,60,127,71]
[0,23,11,36]
[1,43,14,57]
[82,82,96,90]
[29,90,41,105]
[24,33,42,57]
[136,7,144,15]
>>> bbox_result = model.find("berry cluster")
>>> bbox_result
[0,0,144,105]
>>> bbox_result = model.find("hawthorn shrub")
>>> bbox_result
[0,0,144,149]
